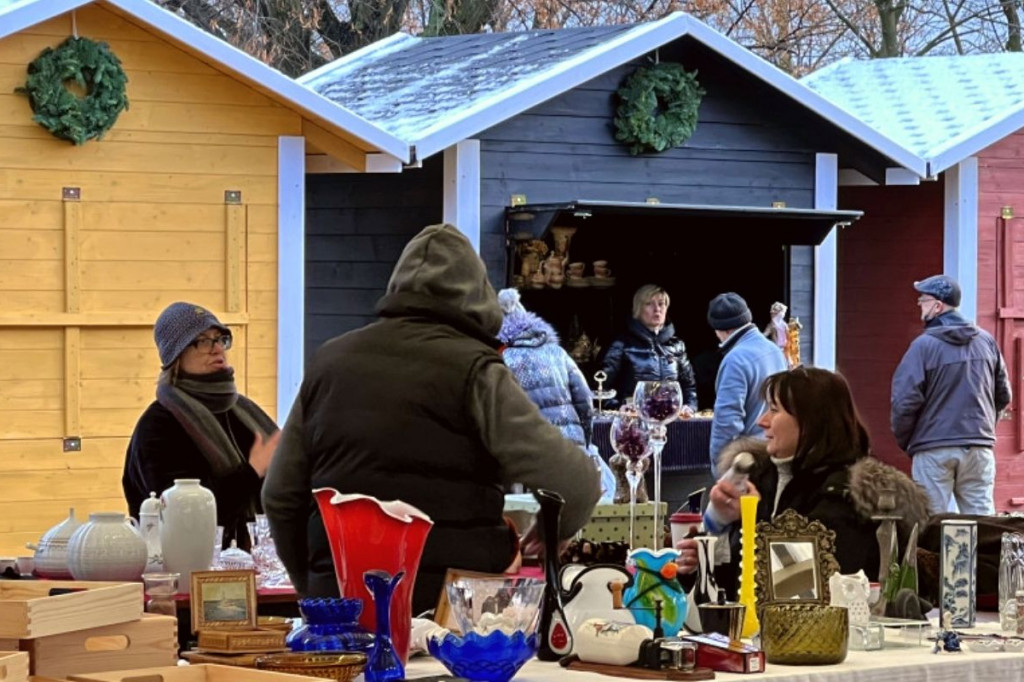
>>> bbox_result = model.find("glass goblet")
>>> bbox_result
[610,408,652,550]
[634,381,683,549]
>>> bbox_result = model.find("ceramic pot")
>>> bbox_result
[313,489,432,666]
[29,507,82,579]
[67,512,147,581]
[160,479,216,594]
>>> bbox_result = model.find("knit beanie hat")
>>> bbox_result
[707,292,753,330]
[497,288,527,315]
[154,302,230,369]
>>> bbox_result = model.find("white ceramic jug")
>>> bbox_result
[28,507,82,579]
[160,479,216,594]
[67,512,147,581]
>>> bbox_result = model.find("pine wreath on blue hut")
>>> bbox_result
[614,62,704,155]
[16,36,129,145]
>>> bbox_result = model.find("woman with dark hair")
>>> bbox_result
[678,366,930,592]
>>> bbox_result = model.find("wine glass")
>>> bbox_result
[610,408,652,550]
[633,381,683,549]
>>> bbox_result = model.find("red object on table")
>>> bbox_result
[313,488,433,667]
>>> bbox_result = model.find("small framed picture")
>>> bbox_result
[190,569,258,633]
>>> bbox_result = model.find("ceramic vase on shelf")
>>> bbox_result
[67,512,148,582]
[940,519,978,628]
[313,489,433,665]
[160,479,216,594]
[28,507,82,579]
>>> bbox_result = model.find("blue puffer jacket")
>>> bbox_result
[499,311,594,447]
[601,318,698,409]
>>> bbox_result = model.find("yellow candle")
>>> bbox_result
[738,494,760,638]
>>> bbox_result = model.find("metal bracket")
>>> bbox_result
[63,437,82,452]
[224,190,242,204]
[62,187,81,201]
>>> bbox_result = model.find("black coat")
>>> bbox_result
[122,401,262,549]
[601,319,698,409]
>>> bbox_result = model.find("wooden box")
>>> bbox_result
[16,614,177,679]
[0,581,143,639]
[582,502,668,548]
[69,664,323,682]
[0,652,28,682]
[196,629,287,654]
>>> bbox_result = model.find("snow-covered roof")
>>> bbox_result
[301,12,926,172]
[802,53,1024,176]
[0,0,410,162]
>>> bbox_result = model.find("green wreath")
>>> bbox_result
[613,63,704,155]
[16,36,129,145]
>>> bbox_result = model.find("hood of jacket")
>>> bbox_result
[717,437,931,537]
[375,224,503,345]
[498,310,559,348]
[924,310,978,346]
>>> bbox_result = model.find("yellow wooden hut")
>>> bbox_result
[0,0,409,555]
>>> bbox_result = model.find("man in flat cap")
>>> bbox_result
[891,274,1011,514]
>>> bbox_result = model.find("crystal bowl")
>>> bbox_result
[445,577,545,636]
[428,630,538,682]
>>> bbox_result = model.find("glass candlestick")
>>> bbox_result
[634,381,682,549]
[610,407,651,550]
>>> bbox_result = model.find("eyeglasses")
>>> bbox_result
[190,334,232,352]
[917,297,938,306]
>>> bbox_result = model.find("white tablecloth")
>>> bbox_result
[404,619,1024,682]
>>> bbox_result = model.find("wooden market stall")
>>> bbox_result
[0,0,408,555]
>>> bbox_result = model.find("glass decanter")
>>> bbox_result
[633,380,682,549]
[248,514,292,589]
[610,407,651,550]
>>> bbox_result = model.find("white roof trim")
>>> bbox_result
[928,106,1024,176]
[682,20,928,177]
[0,0,410,162]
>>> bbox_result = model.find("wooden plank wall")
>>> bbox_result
[836,182,944,473]
[0,4,292,554]
[304,157,443,359]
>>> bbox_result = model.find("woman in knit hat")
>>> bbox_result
[497,289,614,499]
[121,302,280,550]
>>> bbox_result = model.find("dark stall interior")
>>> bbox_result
[506,202,857,409]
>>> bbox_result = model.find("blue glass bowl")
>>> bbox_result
[298,597,363,625]
[288,598,375,653]
[427,630,538,682]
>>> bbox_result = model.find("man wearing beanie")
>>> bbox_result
[707,292,787,475]
[892,274,1011,514]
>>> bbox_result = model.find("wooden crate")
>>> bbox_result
[0,581,143,639]
[69,664,323,682]
[0,652,28,682]
[196,629,287,654]
[20,614,176,679]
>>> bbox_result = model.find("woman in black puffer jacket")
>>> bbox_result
[601,284,698,412]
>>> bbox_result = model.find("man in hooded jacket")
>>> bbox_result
[262,224,601,614]
[891,274,1011,515]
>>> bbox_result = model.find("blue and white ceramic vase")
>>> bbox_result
[940,519,977,627]
[364,570,405,682]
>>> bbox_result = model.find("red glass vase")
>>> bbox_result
[313,489,433,664]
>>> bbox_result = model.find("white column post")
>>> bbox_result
[814,153,839,369]
[443,140,481,252]
[944,158,979,322]
[277,136,305,421]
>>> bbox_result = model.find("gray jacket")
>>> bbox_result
[891,311,1011,455]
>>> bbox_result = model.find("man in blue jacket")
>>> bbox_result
[891,274,1012,515]
[707,293,787,475]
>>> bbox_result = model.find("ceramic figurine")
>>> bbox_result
[940,519,978,627]
[623,548,686,637]
[829,570,871,626]
[763,302,788,351]
[609,454,649,504]
[785,318,803,368]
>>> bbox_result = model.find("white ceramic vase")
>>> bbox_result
[67,512,147,581]
[160,479,216,594]
[29,507,82,579]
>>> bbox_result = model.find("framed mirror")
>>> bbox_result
[754,508,840,608]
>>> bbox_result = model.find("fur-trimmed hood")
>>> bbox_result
[717,437,931,538]
[498,311,559,348]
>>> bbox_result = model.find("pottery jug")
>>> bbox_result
[29,507,82,579]
[67,512,148,582]
[313,489,432,666]
[160,479,216,594]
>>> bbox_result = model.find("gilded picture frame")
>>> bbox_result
[754,508,840,611]
[190,569,258,633]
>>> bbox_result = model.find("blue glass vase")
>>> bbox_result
[287,597,375,653]
[364,570,405,682]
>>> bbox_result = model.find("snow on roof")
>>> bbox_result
[803,53,1024,175]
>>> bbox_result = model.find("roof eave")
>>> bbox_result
[927,107,1024,176]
